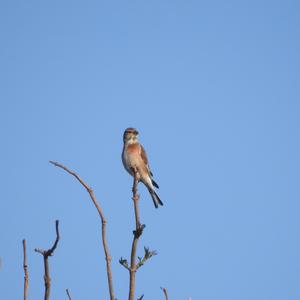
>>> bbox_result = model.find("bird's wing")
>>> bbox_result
[140,144,153,176]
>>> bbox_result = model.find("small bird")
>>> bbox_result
[122,127,163,208]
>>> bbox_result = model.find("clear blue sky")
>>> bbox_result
[1,1,300,299]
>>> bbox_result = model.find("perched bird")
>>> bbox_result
[122,127,163,208]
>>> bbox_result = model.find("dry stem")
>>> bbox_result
[128,169,145,300]
[22,239,29,300]
[34,220,60,300]
[49,161,115,300]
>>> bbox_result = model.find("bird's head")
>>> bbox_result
[123,127,139,144]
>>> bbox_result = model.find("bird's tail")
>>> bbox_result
[148,188,163,209]
[151,179,159,189]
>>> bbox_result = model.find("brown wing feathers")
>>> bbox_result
[141,145,159,188]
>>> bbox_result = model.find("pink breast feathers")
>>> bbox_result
[126,144,140,155]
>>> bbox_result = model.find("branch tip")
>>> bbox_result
[35,220,60,300]
[50,160,115,300]
[161,287,169,300]
[66,288,72,300]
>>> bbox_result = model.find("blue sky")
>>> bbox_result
[1,1,300,299]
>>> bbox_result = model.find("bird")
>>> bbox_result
[122,127,163,208]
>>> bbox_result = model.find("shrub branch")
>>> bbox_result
[128,168,145,300]
[49,161,115,300]
[22,239,29,300]
[34,220,60,300]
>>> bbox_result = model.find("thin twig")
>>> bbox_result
[49,161,115,300]
[119,257,130,271]
[66,289,72,300]
[34,220,60,300]
[22,239,29,300]
[128,169,145,300]
[136,247,157,270]
[161,287,169,300]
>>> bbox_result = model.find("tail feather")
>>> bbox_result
[152,179,159,189]
[149,189,163,209]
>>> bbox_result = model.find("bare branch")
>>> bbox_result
[66,289,72,300]
[137,295,144,300]
[49,161,115,300]
[34,220,60,300]
[22,239,29,300]
[128,168,145,300]
[49,220,60,255]
[161,287,169,300]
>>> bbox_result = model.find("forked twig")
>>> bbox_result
[35,220,60,300]
[49,161,115,300]
[136,247,157,270]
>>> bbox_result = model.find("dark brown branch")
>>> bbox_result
[128,169,145,300]
[49,161,115,300]
[161,287,169,300]
[22,239,29,300]
[66,289,72,300]
[34,220,60,300]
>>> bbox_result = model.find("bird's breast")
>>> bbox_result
[123,144,142,171]
[126,143,141,154]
